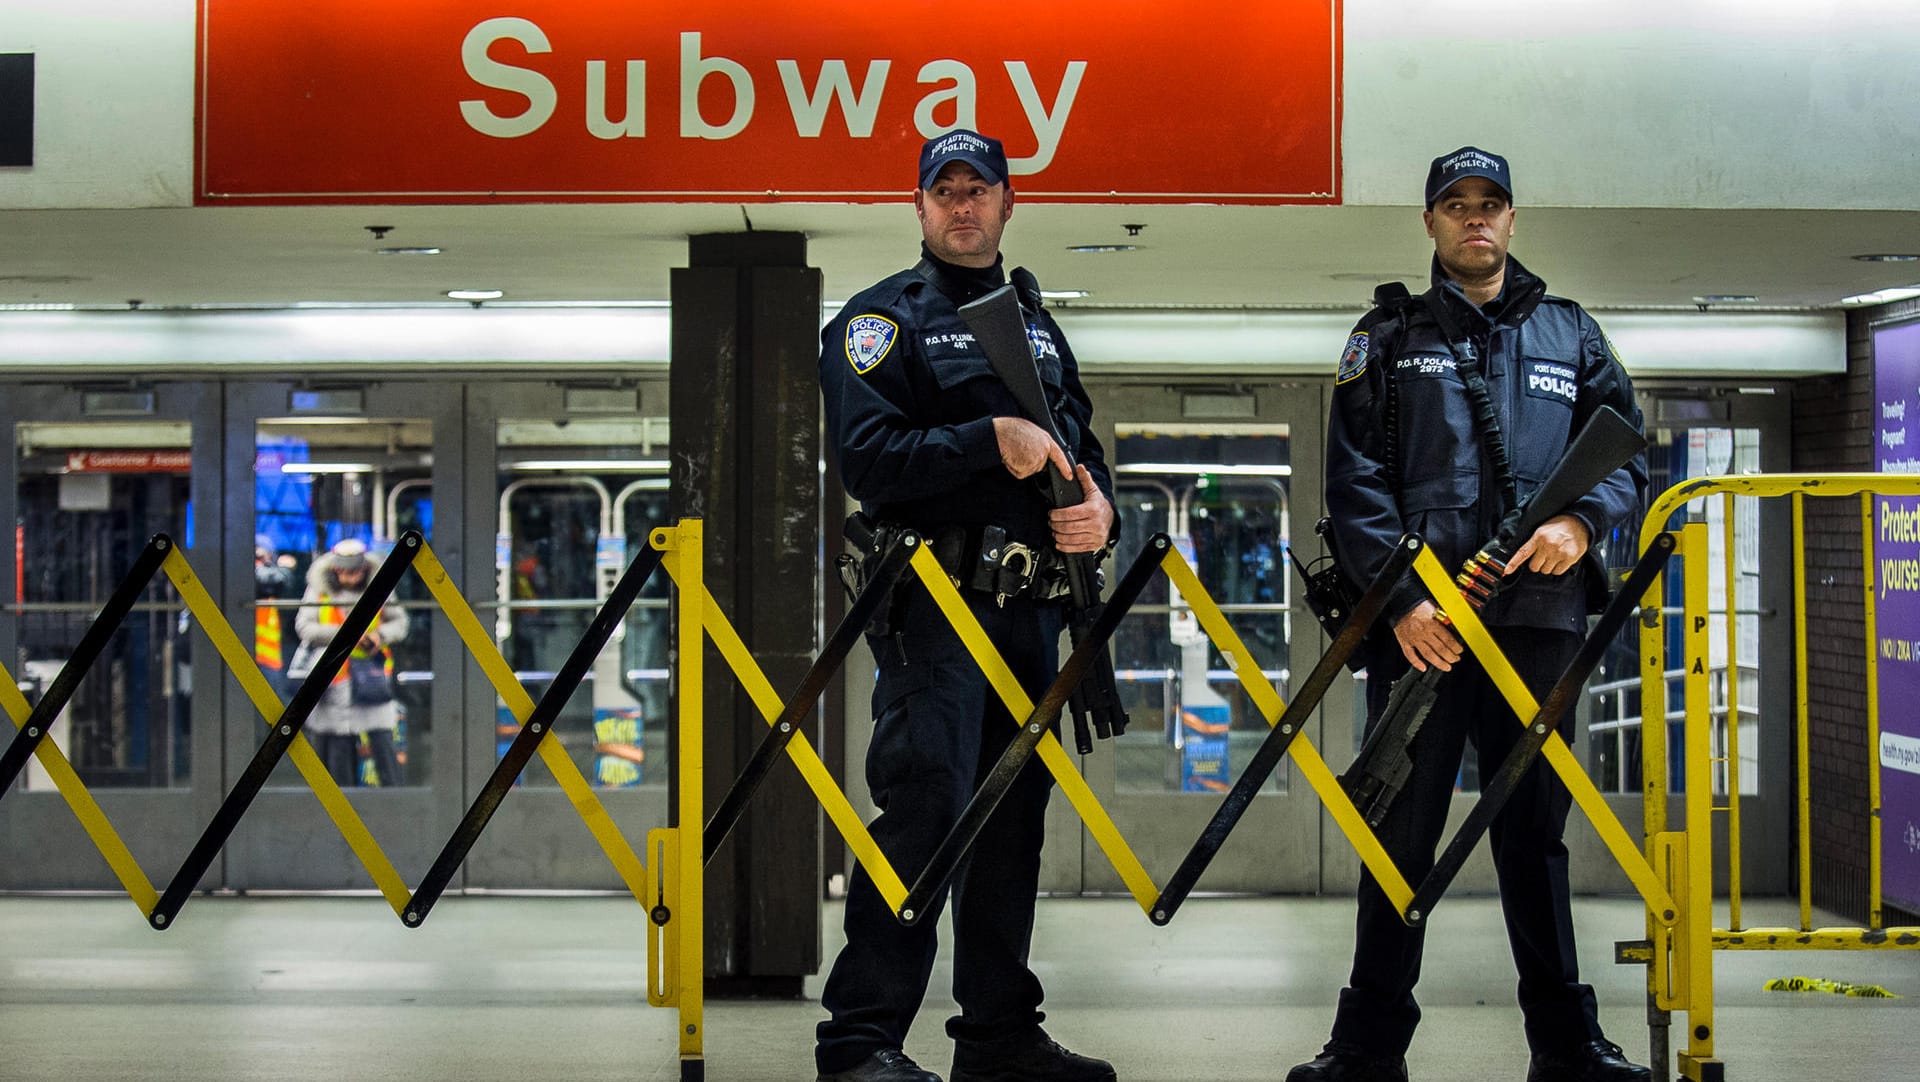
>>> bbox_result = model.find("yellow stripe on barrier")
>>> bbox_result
[695,589,910,913]
[163,546,414,914]
[1412,547,1679,923]
[1,662,159,915]
[1725,928,1920,951]
[1158,548,1416,915]
[656,522,705,1064]
[908,545,1161,911]
[410,543,651,905]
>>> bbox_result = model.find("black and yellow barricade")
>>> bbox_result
[1632,476,1920,1082]
[1,524,711,1079]
[700,524,1679,947]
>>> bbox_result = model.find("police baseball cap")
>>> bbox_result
[917,129,1008,189]
[1424,146,1513,207]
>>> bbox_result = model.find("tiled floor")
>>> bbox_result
[0,893,1911,1080]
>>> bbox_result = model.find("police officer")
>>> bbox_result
[813,129,1118,1082]
[1290,148,1651,1082]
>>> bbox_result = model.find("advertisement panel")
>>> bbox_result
[1872,317,1920,912]
[196,0,1340,205]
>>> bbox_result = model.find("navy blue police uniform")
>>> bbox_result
[814,244,1113,1075]
[1320,253,1647,1064]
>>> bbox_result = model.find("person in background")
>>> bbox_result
[253,538,296,695]
[289,538,409,786]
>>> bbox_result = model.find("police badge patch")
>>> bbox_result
[845,314,899,374]
[1336,332,1369,384]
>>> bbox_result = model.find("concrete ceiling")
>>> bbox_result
[3,202,1920,313]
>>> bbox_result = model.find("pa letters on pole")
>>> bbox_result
[196,0,1341,205]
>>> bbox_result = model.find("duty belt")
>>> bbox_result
[839,512,1070,615]
[927,523,1073,606]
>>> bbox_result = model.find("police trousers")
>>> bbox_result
[816,586,1062,1073]
[1329,627,1606,1059]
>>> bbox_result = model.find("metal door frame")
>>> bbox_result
[1624,381,1795,897]
[0,380,225,889]
[1071,377,1328,896]
[219,380,467,890]
[460,379,671,888]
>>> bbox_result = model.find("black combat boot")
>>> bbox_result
[949,1029,1115,1082]
[1285,1043,1410,1082]
[818,1048,944,1082]
[1525,1039,1652,1082]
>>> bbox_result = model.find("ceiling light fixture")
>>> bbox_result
[1692,295,1757,304]
[1112,463,1292,477]
[446,289,504,301]
[1841,286,1920,306]
[1040,289,1091,300]
[511,459,671,472]
[281,462,375,475]
[1066,244,1140,254]
[377,247,442,256]
[1852,254,1920,263]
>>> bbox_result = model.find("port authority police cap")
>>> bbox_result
[918,129,1008,189]
[1424,146,1513,208]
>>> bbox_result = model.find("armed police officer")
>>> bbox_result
[1289,148,1650,1082]
[813,129,1119,1082]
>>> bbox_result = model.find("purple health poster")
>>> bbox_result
[1873,318,1920,914]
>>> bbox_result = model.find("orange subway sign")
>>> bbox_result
[196,1,1340,205]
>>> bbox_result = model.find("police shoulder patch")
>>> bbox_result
[1336,332,1369,385]
[845,314,899,375]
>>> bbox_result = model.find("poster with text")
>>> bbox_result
[1873,317,1920,913]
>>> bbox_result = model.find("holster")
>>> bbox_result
[840,512,912,637]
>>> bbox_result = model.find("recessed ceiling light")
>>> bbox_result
[1066,244,1140,254]
[1040,289,1091,299]
[377,246,443,256]
[446,289,504,301]
[1852,254,1920,263]
[281,462,375,475]
[511,459,670,472]
[1841,286,1920,306]
[1692,295,1757,304]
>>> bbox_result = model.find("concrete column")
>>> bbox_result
[669,232,823,995]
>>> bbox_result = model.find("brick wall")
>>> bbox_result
[1793,295,1920,924]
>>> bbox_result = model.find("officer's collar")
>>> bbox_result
[1429,253,1545,326]
[916,244,1007,306]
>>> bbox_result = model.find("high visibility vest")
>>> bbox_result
[316,594,391,685]
[254,606,282,668]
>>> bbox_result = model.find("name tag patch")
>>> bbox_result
[923,331,977,351]
[1336,332,1368,384]
[845,314,899,374]
[1525,360,1578,403]
[1396,353,1457,377]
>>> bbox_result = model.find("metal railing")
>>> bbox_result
[1633,475,1920,1082]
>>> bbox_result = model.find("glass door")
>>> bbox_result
[0,383,225,889]
[1063,381,1331,895]
[1567,384,1794,895]
[219,381,465,889]
[460,380,671,888]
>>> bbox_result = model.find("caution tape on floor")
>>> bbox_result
[1763,976,1901,998]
